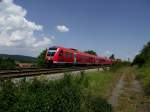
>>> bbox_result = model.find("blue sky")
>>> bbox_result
[0,0,150,60]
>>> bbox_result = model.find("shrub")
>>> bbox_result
[143,77,150,95]
[0,79,17,112]
[133,41,150,66]
[0,73,112,112]
[0,58,16,69]
[133,41,150,95]
[110,61,130,72]
[86,96,112,112]
[137,66,150,95]
[36,49,47,67]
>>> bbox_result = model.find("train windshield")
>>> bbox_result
[47,48,57,57]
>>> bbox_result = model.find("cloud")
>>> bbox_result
[105,50,111,54]
[56,25,69,32]
[103,50,112,57]
[0,0,53,56]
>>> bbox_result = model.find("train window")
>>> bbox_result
[47,48,57,57]
[66,52,69,58]
[59,50,63,56]
[100,59,105,62]
[70,54,72,58]
[49,47,57,50]
[47,52,55,56]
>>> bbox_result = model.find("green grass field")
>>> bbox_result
[85,69,122,98]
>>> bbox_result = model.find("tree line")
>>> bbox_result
[0,58,16,69]
[133,41,150,66]
[132,41,150,95]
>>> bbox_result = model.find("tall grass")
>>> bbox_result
[0,72,112,112]
[85,67,123,99]
[136,65,150,95]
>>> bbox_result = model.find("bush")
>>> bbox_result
[0,58,16,69]
[137,66,150,95]
[133,41,150,66]
[133,41,150,95]
[0,73,112,112]
[143,77,150,95]
[36,49,47,67]
[110,61,130,72]
[86,96,112,112]
[0,79,17,112]
[14,75,83,112]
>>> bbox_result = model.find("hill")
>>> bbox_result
[0,54,36,63]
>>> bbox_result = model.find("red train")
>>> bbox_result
[45,46,113,67]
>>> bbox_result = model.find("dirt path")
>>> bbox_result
[108,74,125,107]
[108,67,150,112]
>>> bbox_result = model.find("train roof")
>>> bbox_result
[49,46,62,49]
[68,48,78,51]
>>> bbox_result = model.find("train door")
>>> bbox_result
[74,53,77,64]
[58,50,64,63]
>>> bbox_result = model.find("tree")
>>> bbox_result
[36,49,47,67]
[0,58,16,69]
[109,54,115,60]
[84,50,97,56]
[133,41,150,66]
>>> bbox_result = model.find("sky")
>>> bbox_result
[0,0,150,60]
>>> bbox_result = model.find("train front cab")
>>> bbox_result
[46,47,60,67]
[46,47,77,67]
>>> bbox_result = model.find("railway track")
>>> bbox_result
[0,66,100,79]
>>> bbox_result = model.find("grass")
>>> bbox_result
[136,65,150,95]
[85,68,122,98]
[84,66,150,112]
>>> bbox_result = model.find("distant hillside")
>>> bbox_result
[0,54,36,63]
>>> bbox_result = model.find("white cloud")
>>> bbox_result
[105,50,111,54]
[56,25,69,32]
[103,50,112,57]
[0,0,53,56]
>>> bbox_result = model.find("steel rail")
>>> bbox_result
[0,66,99,79]
[0,68,70,74]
